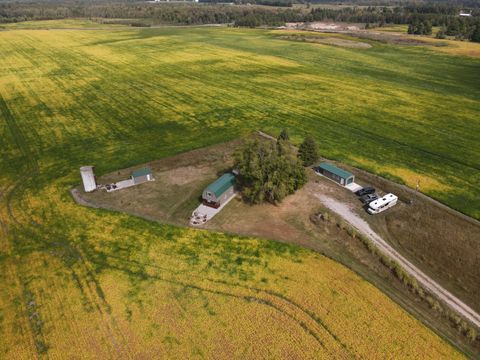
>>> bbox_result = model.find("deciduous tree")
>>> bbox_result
[234,139,306,204]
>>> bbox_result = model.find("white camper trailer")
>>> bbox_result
[80,166,97,192]
[367,193,398,214]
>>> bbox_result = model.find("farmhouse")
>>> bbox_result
[202,173,236,208]
[131,168,153,185]
[315,162,354,186]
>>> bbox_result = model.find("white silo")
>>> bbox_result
[80,166,97,192]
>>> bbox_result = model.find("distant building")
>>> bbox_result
[460,11,472,17]
[202,173,236,208]
[131,168,153,185]
[80,166,96,192]
[315,162,354,186]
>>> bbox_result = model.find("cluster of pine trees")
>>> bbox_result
[233,130,318,204]
[405,14,480,41]
[407,20,432,35]
[436,17,480,40]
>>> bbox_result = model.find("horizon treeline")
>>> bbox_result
[1,1,479,41]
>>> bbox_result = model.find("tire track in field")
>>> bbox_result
[0,93,50,357]
[122,39,479,173]
[0,47,130,350]
[0,91,131,358]
[0,94,39,223]
[28,28,474,182]
[100,253,357,359]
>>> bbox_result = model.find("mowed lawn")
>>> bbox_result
[0,23,477,358]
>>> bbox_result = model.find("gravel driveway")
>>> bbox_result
[315,194,480,329]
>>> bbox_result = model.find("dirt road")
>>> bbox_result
[316,194,480,329]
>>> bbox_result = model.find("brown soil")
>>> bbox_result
[279,35,372,49]
[349,31,448,47]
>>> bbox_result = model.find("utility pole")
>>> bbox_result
[413,180,420,205]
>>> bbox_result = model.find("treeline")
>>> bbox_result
[402,4,480,40]
[202,0,294,7]
[0,2,473,25]
[308,5,480,26]
[0,1,479,41]
[307,4,480,41]
[307,0,480,5]
[0,3,304,25]
[435,17,480,40]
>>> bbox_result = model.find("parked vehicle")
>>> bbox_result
[367,193,398,214]
[355,186,375,196]
[360,193,378,204]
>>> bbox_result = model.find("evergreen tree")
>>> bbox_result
[297,136,319,167]
[471,24,480,43]
[446,19,460,36]
[436,26,446,39]
[424,20,432,35]
[416,22,425,35]
[407,23,415,34]
[278,129,289,141]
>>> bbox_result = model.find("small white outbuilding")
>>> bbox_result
[80,166,97,192]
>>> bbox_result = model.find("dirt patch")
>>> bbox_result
[279,35,372,49]
[160,165,212,186]
[285,22,361,31]
[349,31,448,47]
[207,180,322,247]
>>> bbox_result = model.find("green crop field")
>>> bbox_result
[0,22,479,358]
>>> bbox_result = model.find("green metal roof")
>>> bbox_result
[317,162,353,179]
[132,167,152,178]
[206,173,236,197]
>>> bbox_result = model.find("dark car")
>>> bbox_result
[360,193,378,204]
[355,186,375,196]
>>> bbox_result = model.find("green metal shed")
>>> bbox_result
[131,167,153,184]
[203,173,236,208]
[315,162,354,186]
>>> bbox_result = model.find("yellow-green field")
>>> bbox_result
[0,21,479,358]
[0,185,464,359]
[0,18,129,29]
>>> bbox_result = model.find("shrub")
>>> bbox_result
[466,327,477,341]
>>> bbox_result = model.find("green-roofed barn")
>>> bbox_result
[202,173,236,208]
[315,162,354,186]
[131,167,153,185]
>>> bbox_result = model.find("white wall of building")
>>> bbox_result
[80,166,96,192]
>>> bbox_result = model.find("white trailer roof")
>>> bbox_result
[368,193,398,210]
